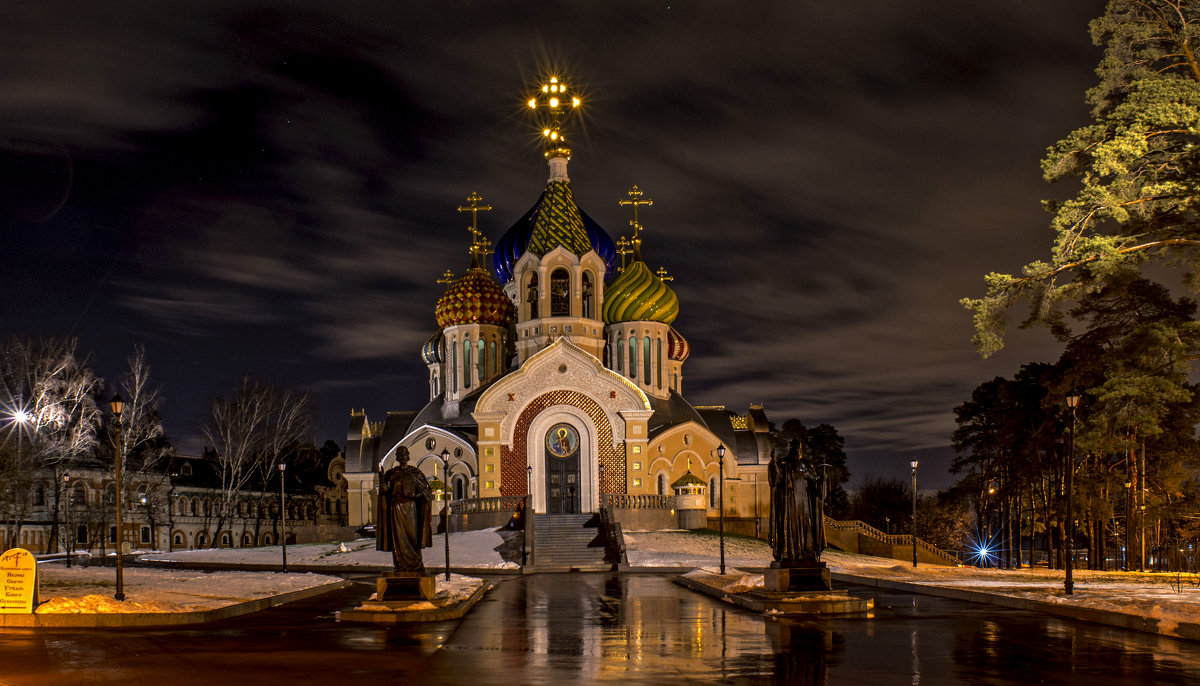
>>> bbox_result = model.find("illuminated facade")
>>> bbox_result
[344,76,773,533]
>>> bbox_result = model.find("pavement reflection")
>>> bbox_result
[1,573,1199,685]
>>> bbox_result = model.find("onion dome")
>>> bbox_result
[671,470,705,490]
[421,331,444,365]
[602,260,680,325]
[667,327,690,362]
[492,186,618,284]
[435,264,515,329]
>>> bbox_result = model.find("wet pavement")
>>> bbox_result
[1,573,1199,685]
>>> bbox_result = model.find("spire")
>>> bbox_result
[527,75,582,180]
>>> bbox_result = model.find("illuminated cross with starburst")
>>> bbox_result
[527,76,581,158]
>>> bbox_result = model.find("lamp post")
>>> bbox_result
[717,444,726,575]
[110,394,126,601]
[1065,394,1081,595]
[279,462,287,573]
[63,472,71,568]
[440,448,451,582]
[524,465,532,567]
[910,459,919,568]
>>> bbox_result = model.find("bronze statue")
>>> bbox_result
[376,446,433,573]
[769,439,826,562]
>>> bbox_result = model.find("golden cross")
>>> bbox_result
[656,267,674,282]
[616,236,632,270]
[618,186,653,226]
[457,192,492,248]
[436,269,456,285]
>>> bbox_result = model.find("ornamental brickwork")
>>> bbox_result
[501,389,626,495]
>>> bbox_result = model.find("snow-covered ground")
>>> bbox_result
[28,529,1200,630]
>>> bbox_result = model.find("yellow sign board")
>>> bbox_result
[0,548,39,613]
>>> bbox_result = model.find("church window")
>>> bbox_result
[451,343,458,393]
[673,373,679,392]
[657,474,666,495]
[582,272,594,318]
[173,533,183,546]
[550,268,570,316]
[34,486,44,506]
[527,273,539,319]
[656,338,663,390]
[454,477,465,501]
[615,338,623,372]
[710,478,717,508]
[629,335,637,380]
[477,339,486,382]
[463,339,472,389]
[644,336,652,385]
[491,340,498,375]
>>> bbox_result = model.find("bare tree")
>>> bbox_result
[0,335,102,550]
[198,377,314,547]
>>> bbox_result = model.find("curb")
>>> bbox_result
[133,559,523,576]
[1,579,355,629]
[833,572,1200,641]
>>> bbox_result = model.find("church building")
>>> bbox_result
[343,75,773,536]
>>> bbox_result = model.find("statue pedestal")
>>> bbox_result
[376,572,436,602]
[765,560,831,592]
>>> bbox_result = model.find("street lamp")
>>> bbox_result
[279,462,287,573]
[524,465,532,567]
[440,448,451,582]
[1065,394,1081,595]
[63,472,71,568]
[910,459,919,568]
[110,394,126,602]
[717,443,726,575]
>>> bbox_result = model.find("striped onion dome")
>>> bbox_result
[421,331,444,365]
[601,259,679,325]
[492,183,618,284]
[434,265,515,328]
[667,326,690,362]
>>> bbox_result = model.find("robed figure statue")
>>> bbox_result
[376,446,433,573]
[769,439,826,562]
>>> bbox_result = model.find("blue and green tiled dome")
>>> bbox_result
[602,259,679,325]
[492,182,618,284]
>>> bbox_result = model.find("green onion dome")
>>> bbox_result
[671,471,705,489]
[435,267,515,329]
[602,260,679,325]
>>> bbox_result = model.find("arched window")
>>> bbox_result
[644,336,652,385]
[491,340,498,376]
[451,340,458,393]
[527,273,539,318]
[582,272,594,318]
[550,268,570,316]
[629,335,637,380]
[616,338,624,372]
[242,532,253,546]
[656,338,663,390]
[454,476,465,501]
[477,339,486,382]
[73,483,86,506]
[710,478,717,509]
[33,485,44,506]
[173,533,183,546]
[463,338,472,389]
[197,532,208,547]
[657,474,666,495]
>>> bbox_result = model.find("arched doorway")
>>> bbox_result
[544,423,581,514]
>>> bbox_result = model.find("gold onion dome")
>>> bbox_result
[436,193,515,328]
[601,258,679,325]
[435,261,514,329]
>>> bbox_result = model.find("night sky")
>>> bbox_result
[0,2,1105,490]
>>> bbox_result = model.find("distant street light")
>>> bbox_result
[440,449,452,582]
[279,462,288,572]
[63,472,71,568]
[910,459,919,568]
[110,394,126,602]
[1065,394,1081,595]
[717,444,726,575]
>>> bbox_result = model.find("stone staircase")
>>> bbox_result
[529,513,610,572]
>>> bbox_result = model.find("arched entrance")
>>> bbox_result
[544,423,581,514]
